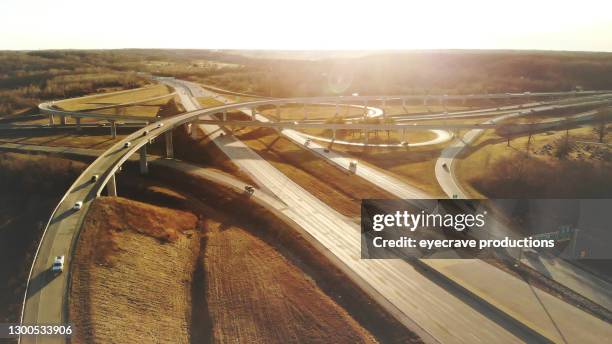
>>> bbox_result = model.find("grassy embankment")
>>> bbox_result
[456,122,612,198]
[55,84,174,117]
[70,164,420,343]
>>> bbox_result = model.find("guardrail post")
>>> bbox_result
[107,173,117,196]
[48,114,55,126]
[139,145,148,174]
[76,117,81,131]
[165,130,174,159]
[60,115,67,125]
[110,120,117,138]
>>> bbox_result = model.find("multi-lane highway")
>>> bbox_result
[164,79,558,343]
[18,80,612,344]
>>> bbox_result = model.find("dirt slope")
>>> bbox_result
[200,219,377,343]
[69,197,199,344]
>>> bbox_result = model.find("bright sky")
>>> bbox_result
[1,0,611,51]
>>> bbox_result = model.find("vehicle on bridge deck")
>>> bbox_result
[349,160,358,174]
[73,201,83,210]
[52,255,65,273]
[244,185,255,195]
[123,142,131,148]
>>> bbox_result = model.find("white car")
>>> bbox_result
[73,201,83,210]
[52,255,65,273]
[123,142,131,148]
[156,122,164,129]
[90,174,99,182]
[304,138,311,146]
[142,130,149,136]
[349,160,358,173]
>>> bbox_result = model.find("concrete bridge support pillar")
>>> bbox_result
[335,101,339,117]
[191,122,199,140]
[185,123,192,136]
[107,173,117,197]
[363,100,368,117]
[75,117,82,131]
[303,103,307,120]
[251,107,256,120]
[60,115,67,125]
[402,98,406,108]
[276,105,281,121]
[48,114,55,126]
[402,129,406,142]
[223,110,227,122]
[139,145,148,174]
[423,97,428,106]
[382,98,387,108]
[110,121,117,139]
[332,129,336,140]
[165,130,174,159]
[364,129,369,146]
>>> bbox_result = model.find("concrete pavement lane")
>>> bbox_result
[167,79,546,343]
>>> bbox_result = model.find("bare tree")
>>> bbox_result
[592,107,611,143]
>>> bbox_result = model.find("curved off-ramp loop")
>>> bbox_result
[288,101,455,148]
[298,129,453,148]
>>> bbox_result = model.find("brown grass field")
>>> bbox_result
[69,167,419,343]
[455,124,611,198]
[56,84,173,116]
[69,197,199,344]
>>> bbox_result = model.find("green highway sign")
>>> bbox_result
[532,225,576,242]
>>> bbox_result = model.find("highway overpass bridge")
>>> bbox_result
[19,86,612,344]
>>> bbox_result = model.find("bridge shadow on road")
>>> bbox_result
[50,208,77,225]
[26,268,61,300]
